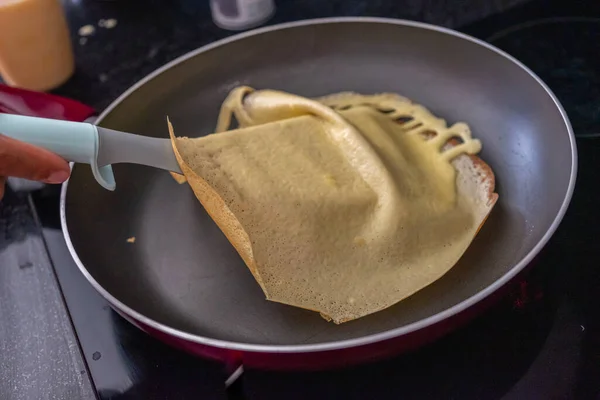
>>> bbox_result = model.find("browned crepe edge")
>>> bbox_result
[167,118,266,293]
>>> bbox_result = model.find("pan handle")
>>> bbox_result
[0,83,96,122]
[0,114,115,190]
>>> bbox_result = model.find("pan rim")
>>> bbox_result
[60,16,577,354]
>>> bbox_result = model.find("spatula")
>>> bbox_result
[0,114,181,190]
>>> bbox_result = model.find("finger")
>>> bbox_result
[0,134,70,183]
[0,176,5,200]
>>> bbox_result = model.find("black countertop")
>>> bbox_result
[4,0,600,399]
[0,191,95,400]
[53,0,524,111]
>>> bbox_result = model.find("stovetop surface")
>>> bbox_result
[25,0,600,399]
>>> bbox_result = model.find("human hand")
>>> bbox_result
[0,134,70,200]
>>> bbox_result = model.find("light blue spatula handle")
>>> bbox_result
[0,113,116,190]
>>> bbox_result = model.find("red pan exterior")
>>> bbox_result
[118,262,535,370]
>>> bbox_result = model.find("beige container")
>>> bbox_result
[0,0,75,91]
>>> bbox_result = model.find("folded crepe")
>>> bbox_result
[168,86,498,324]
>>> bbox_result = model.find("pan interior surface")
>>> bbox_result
[64,20,574,346]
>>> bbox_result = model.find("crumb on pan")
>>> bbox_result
[126,237,136,243]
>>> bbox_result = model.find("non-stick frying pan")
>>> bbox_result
[57,18,575,369]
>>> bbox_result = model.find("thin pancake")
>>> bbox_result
[169,88,497,323]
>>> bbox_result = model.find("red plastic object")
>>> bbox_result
[0,83,95,122]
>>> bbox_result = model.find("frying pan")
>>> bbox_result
[40,18,579,369]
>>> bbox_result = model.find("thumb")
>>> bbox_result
[0,134,70,183]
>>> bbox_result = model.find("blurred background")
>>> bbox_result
[2,0,526,108]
